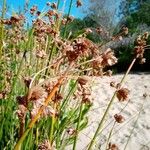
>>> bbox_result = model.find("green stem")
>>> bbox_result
[36,127,39,147]
[14,128,30,150]
[105,121,116,150]
[49,104,57,145]
[57,0,61,9]
[61,80,77,110]
[63,0,73,38]
[45,42,55,76]
[124,102,144,150]
[87,58,136,150]
[0,0,6,60]
[73,102,83,150]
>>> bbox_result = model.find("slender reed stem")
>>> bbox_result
[45,42,55,76]
[73,102,83,150]
[63,0,73,37]
[87,58,136,150]
[49,103,57,145]
[0,0,6,60]
[105,121,116,150]
[124,102,144,150]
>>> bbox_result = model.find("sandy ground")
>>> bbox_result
[75,73,150,150]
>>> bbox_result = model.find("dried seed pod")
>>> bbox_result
[67,128,76,135]
[122,27,128,35]
[38,140,52,150]
[0,91,6,99]
[108,142,119,150]
[114,114,125,123]
[105,70,113,76]
[101,48,118,67]
[28,86,47,101]
[116,88,130,102]
[30,5,37,15]
[51,2,57,9]
[46,2,51,6]
[23,76,32,88]
[16,105,27,121]
[139,58,146,64]
[110,81,116,88]
[78,77,88,86]
[143,93,147,98]
[36,50,46,59]
[16,95,28,107]
[76,0,82,7]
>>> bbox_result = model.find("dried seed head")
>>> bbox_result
[101,48,118,67]
[38,140,52,150]
[0,91,6,99]
[36,11,41,16]
[139,58,146,64]
[46,2,51,6]
[134,33,149,59]
[16,104,27,122]
[105,70,113,76]
[96,27,103,34]
[36,50,46,59]
[108,143,119,150]
[53,93,63,103]
[143,93,147,98]
[28,86,47,101]
[51,2,57,9]
[78,77,88,86]
[44,81,56,93]
[16,95,28,107]
[23,76,32,88]
[114,114,125,123]
[122,27,128,35]
[85,28,92,34]
[116,88,130,102]
[76,0,82,7]
[30,5,37,15]
[142,32,149,40]
[67,16,74,23]
[110,81,116,88]
[67,128,76,135]
[118,36,123,41]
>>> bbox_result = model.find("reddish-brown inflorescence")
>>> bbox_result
[116,88,130,102]
[38,140,52,150]
[108,143,119,150]
[134,32,149,63]
[114,114,125,123]
[76,0,82,7]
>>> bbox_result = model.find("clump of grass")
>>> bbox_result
[0,0,149,150]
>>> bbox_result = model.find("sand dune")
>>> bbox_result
[77,73,150,150]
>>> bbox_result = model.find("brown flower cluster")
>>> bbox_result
[114,114,125,123]
[16,78,60,125]
[67,127,77,135]
[65,38,93,62]
[76,0,82,7]
[1,14,25,26]
[74,76,92,104]
[38,140,53,150]
[1,14,26,44]
[92,48,118,76]
[108,143,119,150]
[134,32,149,63]
[116,88,130,102]
[111,27,128,41]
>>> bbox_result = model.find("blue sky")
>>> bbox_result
[1,0,86,18]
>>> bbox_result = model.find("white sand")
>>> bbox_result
[76,73,150,150]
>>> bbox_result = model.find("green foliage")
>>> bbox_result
[120,0,150,33]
